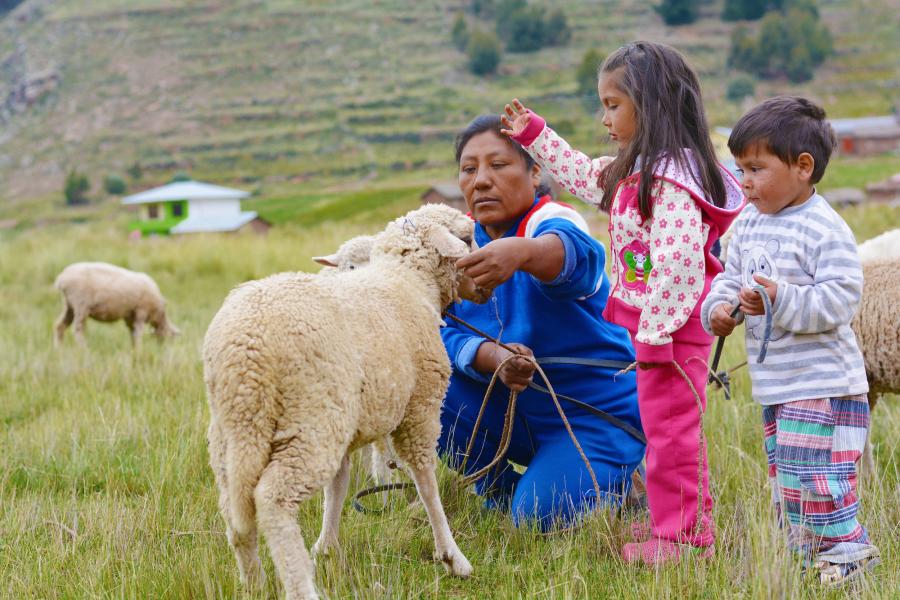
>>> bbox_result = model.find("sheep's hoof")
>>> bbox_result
[437,550,473,578]
[311,540,339,561]
[240,563,266,591]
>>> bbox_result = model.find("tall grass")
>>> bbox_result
[1,207,898,598]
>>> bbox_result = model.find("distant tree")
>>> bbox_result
[64,170,90,205]
[466,31,501,76]
[576,48,603,112]
[470,0,495,17]
[126,161,143,180]
[729,8,832,82]
[542,9,571,46]
[655,0,699,25]
[170,171,192,182]
[726,75,756,102]
[452,13,469,51]
[722,0,769,21]
[103,174,127,195]
[499,4,545,52]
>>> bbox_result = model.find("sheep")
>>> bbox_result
[857,228,900,262]
[203,204,489,599]
[312,234,374,271]
[851,257,900,473]
[314,234,399,494]
[54,262,179,348]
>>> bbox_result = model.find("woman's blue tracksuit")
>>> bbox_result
[439,197,645,529]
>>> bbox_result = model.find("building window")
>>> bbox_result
[147,204,159,219]
[172,202,184,217]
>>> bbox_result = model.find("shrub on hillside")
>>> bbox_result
[170,171,192,183]
[723,0,769,21]
[576,48,603,112]
[104,174,127,195]
[726,75,756,102]
[127,161,143,181]
[494,0,571,53]
[728,7,832,82]
[655,0,699,26]
[0,0,24,16]
[452,13,469,51]
[64,170,90,205]
[542,9,571,46]
[466,31,501,76]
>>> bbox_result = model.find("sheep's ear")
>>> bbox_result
[428,226,469,259]
[313,254,339,267]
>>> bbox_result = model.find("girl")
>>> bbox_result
[500,41,744,565]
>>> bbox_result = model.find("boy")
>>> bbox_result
[701,96,880,585]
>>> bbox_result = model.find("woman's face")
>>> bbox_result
[458,131,541,238]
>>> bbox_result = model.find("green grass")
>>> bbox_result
[1,204,898,598]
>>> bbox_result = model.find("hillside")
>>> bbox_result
[0,0,898,220]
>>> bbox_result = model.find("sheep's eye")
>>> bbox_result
[348,265,355,270]
[460,236,473,245]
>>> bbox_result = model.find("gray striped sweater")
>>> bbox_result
[701,193,869,405]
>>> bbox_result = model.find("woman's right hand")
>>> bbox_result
[475,342,536,392]
[500,99,531,138]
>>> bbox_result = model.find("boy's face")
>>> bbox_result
[734,142,815,215]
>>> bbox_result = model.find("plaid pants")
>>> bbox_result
[762,394,879,564]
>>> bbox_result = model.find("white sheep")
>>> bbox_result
[852,257,900,472]
[313,234,398,494]
[203,204,487,599]
[857,228,900,262]
[54,261,179,347]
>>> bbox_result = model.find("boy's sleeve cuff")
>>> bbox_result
[510,110,546,147]
[634,340,674,363]
[456,337,491,382]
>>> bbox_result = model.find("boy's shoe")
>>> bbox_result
[621,537,714,566]
[816,553,881,587]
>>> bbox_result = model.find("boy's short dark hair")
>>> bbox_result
[728,96,836,184]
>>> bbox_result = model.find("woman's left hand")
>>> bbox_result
[456,238,527,289]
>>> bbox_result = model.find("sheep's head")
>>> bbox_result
[313,235,375,271]
[152,310,181,339]
[380,204,491,307]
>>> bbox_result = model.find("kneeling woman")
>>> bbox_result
[440,115,645,530]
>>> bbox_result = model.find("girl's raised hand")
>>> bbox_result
[500,98,531,138]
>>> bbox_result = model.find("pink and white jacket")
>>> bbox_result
[512,113,744,362]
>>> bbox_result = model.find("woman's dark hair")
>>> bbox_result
[597,41,726,219]
[728,96,835,184]
[455,115,551,197]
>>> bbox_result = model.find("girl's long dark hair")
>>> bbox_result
[598,41,726,219]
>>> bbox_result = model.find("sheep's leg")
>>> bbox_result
[312,453,350,558]
[255,452,331,600]
[208,421,264,588]
[404,460,473,577]
[128,318,145,350]
[72,309,88,346]
[54,303,74,345]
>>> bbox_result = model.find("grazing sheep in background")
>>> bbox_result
[857,228,900,262]
[54,262,179,348]
[314,234,398,494]
[851,258,900,472]
[203,204,489,599]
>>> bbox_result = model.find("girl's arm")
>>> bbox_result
[501,99,612,207]
[632,181,708,363]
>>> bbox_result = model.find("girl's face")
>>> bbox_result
[598,69,637,150]
[458,131,541,239]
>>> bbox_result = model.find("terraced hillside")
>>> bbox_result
[0,0,897,218]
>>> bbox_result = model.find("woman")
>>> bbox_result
[439,115,645,530]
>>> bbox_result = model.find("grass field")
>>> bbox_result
[1,201,898,599]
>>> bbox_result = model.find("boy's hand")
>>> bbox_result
[739,274,777,316]
[710,303,738,337]
[500,98,531,138]
[456,238,527,289]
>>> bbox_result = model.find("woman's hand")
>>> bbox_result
[475,342,536,392]
[500,99,531,138]
[456,237,527,289]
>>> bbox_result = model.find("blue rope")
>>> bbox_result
[751,284,773,364]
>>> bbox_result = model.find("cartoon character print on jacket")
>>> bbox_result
[741,239,786,342]
[619,239,652,293]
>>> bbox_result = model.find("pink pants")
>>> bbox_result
[634,338,715,547]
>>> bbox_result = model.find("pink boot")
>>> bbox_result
[621,538,714,566]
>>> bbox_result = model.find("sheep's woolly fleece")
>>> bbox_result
[202,203,476,598]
